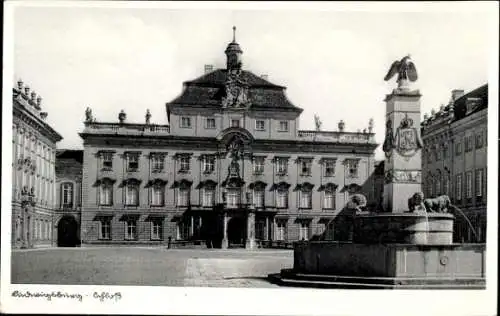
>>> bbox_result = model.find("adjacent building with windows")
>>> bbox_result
[421,84,488,242]
[79,31,378,248]
[55,149,83,247]
[12,80,63,248]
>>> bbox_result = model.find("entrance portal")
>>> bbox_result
[57,216,79,247]
[227,216,246,247]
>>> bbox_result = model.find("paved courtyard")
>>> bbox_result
[11,247,293,287]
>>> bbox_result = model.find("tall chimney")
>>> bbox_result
[204,64,214,74]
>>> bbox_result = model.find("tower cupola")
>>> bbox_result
[225,26,243,70]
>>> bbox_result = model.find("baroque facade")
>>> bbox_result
[55,150,83,247]
[421,84,488,242]
[79,31,378,248]
[12,80,63,248]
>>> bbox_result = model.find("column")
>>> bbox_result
[264,216,269,241]
[382,88,423,212]
[245,211,256,249]
[221,212,228,249]
[190,215,194,238]
[22,207,28,249]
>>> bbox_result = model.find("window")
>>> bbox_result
[125,220,137,240]
[61,182,73,208]
[465,171,473,200]
[231,119,240,128]
[443,145,449,159]
[253,157,265,174]
[465,136,473,152]
[346,159,359,178]
[276,221,287,241]
[151,155,164,172]
[253,189,265,208]
[179,156,190,172]
[299,222,309,241]
[475,132,484,149]
[255,120,265,131]
[299,190,312,209]
[202,187,215,207]
[202,155,215,173]
[475,169,483,198]
[278,121,289,132]
[176,219,190,240]
[276,190,288,208]
[300,159,312,176]
[125,183,139,206]
[435,173,442,196]
[177,188,190,207]
[226,189,240,207]
[256,220,266,240]
[324,160,336,177]
[323,191,335,209]
[99,181,113,206]
[99,219,111,240]
[151,184,165,206]
[180,117,192,128]
[102,152,113,170]
[455,141,462,155]
[126,153,139,171]
[151,220,162,240]
[443,176,450,195]
[456,174,463,202]
[276,158,288,175]
[206,118,216,129]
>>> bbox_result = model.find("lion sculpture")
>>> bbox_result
[423,195,454,213]
[408,192,426,213]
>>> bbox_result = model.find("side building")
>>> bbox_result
[55,149,83,247]
[421,84,488,243]
[12,80,63,248]
[79,32,378,248]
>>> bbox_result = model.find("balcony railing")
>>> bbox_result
[297,130,375,143]
[83,122,170,135]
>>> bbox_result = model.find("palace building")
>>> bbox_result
[12,80,63,248]
[421,84,488,243]
[79,30,378,248]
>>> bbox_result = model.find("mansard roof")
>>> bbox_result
[452,84,488,121]
[167,69,302,113]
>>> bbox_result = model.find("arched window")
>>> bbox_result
[99,179,114,206]
[61,182,74,208]
[125,182,139,206]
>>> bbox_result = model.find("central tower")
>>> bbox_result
[225,26,243,70]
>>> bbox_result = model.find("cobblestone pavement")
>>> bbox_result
[11,247,293,287]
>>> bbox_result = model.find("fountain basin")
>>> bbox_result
[269,241,486,289]
[353,212,454,245]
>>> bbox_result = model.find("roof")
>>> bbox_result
[55,149,83,178]
[167,69,302,113]
[452,84,488,121]
[56,149,83,163]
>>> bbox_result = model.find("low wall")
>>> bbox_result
[293,241,485,278]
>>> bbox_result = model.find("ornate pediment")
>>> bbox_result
[222,69,251,109]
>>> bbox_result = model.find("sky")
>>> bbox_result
[11,2,497,160]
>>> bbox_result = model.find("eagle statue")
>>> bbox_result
[384,55,418,87]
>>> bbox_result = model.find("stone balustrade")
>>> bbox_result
[83,122,171,135]
[297,130,375,143]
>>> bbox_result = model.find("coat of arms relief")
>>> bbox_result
[382,113,423,159]
[222,69,251,109]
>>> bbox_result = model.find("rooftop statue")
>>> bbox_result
[384,55,418,89]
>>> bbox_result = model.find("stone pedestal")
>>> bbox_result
[382,89,423,213]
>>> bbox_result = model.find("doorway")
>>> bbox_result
[227,216,245,247]
[57,216,79,247]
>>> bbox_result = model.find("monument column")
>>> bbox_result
[382,84,423,212]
